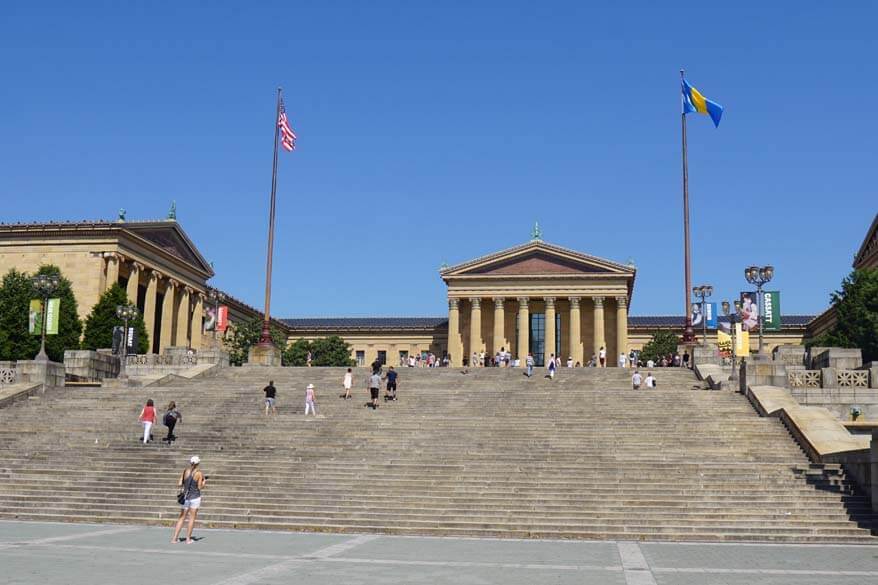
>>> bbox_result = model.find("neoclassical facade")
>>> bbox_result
[0,220,214,353]
[440,239,636,366]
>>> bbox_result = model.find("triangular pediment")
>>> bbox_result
[441,240,634,278]
[125,222,214,276]
[854,213,878,269]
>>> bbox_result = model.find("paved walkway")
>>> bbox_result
[1,521,876,584]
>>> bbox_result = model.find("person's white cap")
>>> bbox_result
[306,383,314,389]
[190,455,200,465]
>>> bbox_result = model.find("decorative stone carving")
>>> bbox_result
[788,370,821,388]
[593,296,604,308]
[616,296,627,308]
[837,370,868,388]
[517,297,529,308]
[569,297,580,309]
[494,297,505,309]
[448,298,459,310]
[0,366,16,385]
[544,297,555,308]
[470,298,481,309]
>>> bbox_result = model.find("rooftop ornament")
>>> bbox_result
[118,209,126,222]
[167,201,177,221]
[531,221,542,241]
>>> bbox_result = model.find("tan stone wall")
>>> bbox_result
[627,330,807,354]
[286,332,447,368]
[0,241,110,322]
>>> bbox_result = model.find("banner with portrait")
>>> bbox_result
[739,291,760,333]
[691,301,718,330]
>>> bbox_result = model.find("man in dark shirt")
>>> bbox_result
[263,380,277,416]
[384,366,398,401]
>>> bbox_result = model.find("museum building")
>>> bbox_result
[0,216,826,367]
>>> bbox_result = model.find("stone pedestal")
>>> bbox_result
[693,344,721,366]
[248,343,282,367]
[63,350,119,381]
[17,359,66,387]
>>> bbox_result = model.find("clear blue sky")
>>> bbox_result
[2,1,876,318]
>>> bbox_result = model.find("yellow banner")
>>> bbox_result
[717,330,733,356]
[735,324,750,357]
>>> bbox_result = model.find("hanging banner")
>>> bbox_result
[691,302,718,331]
[29,300,43,335]
[739,291,760,332]
[217,305,229,332]
[717,329,733,357]
[763,291,781,331]
[45,298,60,335]
[735,324,750,357]
[203,305,217,332]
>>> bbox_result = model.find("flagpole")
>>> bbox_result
[680,69,695,343]
[259,87,282,345]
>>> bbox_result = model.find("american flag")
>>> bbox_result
[278,99,297,152]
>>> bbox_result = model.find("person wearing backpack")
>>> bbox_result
[163,401,182,443]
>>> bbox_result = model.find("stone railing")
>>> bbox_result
[838,369,869,388]
[0,365,16,386]
[126,353,197,366]
[788,370,821,388]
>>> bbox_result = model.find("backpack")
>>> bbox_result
[163,412,176,426]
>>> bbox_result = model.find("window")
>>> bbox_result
[377,350,387,365]
[355,351,365,367]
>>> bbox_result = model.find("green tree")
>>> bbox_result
[226,318,287,366]
[283,338,312,367]
[0,266,82,362]
[809,268,878,363]
[639,330,680,364]
[0,269,39,360]
[81,283,149,353]
[311,336,355,366]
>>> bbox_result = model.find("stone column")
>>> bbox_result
[125,261,142,304]
[159,279,177,352]
[593,296,605,366]
[447,298,462,367]
[544,297,556,363]
[616,296,629,367]
[143,271,159,353]
[190,293,204,351]
[493,297,505,355]
[176,286,192,349]
[469,298,483,360]
[517,297,529,361]
[569,297,582,365]
[104,253,120,291]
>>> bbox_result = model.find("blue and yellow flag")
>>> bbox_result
[682,79,723,128]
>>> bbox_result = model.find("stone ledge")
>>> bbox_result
[0,382,43,409]
[746,384,874,512]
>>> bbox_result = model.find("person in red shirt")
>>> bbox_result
[138,399,157,444]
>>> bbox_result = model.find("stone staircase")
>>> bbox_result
[0,366,874,543]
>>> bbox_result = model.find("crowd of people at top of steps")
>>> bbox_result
[460,347,691,371]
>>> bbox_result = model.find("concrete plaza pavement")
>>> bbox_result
[1,521,877,585]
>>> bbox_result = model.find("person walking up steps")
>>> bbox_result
[163,401,182,444]
[384,366,398,401]
[341,368,353,399]
[546,354,557,380]
[138,399,157,444]
[367,370,381,409]
[304,383,318,416]
[263,380,277,416]
[631,370,643,390]
[525,352,535,377]
[599,346,606,368]
[645,372,657,389]
[171,455,206,544]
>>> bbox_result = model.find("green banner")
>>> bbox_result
[29,300,42,335]
[763,291,781,331]
[45,298,60,335]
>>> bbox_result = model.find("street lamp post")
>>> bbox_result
[31,273,60,362]
[721,299,742,385]
[207,288,226,343]
[692,284,713,346]
[744,265,774,354]
[116,304,138,379]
